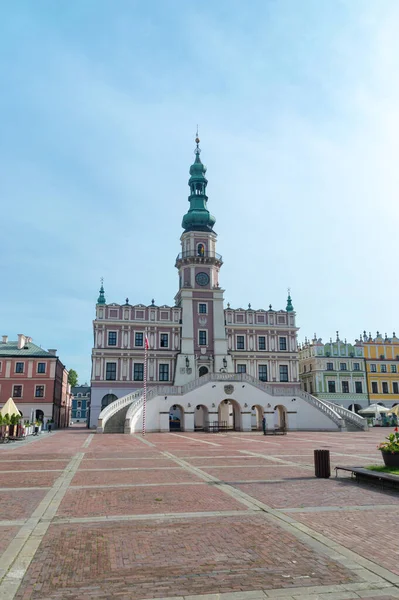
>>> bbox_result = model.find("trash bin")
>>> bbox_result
[314,449,330,478]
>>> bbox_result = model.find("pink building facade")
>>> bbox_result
[90,138,299,428]
[0,334,71,427]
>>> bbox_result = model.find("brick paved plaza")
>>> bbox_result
[1,428,399,600]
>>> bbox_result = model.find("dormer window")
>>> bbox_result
[197,243,205,257]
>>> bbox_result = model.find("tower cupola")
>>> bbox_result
[182,136,216,233]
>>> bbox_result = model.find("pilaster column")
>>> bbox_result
[241,411,252,432]
[184,411,195,432]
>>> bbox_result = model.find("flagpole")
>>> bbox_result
[143,331,148,436]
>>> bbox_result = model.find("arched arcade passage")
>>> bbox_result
[218,399,242,431]
[251,405,264,430]
[194,404,209,430]
[274,405,288,430]
[170,404,184,431]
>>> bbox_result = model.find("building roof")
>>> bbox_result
[72,385,90,395]
[0,340,55,358]
[182,138,216,233]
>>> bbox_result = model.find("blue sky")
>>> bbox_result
[2,1,399,383]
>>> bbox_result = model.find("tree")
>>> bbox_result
[68,369,78,387]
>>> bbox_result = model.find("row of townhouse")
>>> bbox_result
[299,332,399,411]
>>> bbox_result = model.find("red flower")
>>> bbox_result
[395,427,398,432]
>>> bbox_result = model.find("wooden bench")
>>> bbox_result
[335,466,399,490]
[264,427,287,436]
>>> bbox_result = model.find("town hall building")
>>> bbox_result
[90,138,366,433]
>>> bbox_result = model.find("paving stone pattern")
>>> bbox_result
[0,427,398,600]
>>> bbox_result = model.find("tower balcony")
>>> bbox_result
[175,250,223,267]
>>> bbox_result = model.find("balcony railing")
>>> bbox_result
[176,250,223,261]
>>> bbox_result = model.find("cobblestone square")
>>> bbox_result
[1,428,399,600]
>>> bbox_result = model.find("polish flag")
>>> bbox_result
[145,335,149,350]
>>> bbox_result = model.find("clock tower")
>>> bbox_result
[174,136,233,385]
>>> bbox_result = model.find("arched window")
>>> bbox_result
[197,243,205,257]
[199,366,208,377]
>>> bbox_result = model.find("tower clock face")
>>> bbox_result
[196,272,210,286]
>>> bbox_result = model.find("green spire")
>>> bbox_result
[286,289,294,312]
[97,279,106,305]
[182,135,216,233]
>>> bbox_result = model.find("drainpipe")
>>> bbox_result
[364,359,371,406]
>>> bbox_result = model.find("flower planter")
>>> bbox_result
[381,451,399,467]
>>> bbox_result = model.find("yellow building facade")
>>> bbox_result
[363,332,399,405]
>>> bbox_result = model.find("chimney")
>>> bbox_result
[17,334,26,350]
[48,349,57,356]
[2,335,8,344]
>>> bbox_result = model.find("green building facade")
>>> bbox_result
[299,333,369,411]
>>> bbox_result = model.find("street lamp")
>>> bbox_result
[223,357,227,369]
[185,356,190,369]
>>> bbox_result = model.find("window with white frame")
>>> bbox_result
[15,362,24,373]
[159,364,169,381]
[236,335,245,350]
[237,364,246,373]
[135,332,144,347]
[37,362,46,373]
[108,331,117,346]
[381,364,387,373]
[392,365,397,373]
[258,336,266,350]
[258,365,267,381]
[370,364,377,372]
[198,303,207,314]
[134,363,144,381]
[279,337,287,351]
[105,362,117,381]
[160,333,169,348]
[199,330,207,345]
[35,385,45,398]
[279,365,289,382]
[13,385,22,398]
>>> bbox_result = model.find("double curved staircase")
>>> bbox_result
[97,373,368,434]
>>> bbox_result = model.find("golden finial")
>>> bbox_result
[195,124,200,145]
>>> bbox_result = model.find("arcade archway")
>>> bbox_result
[170,404,184,431]
[194,404,209,430]
[251,405,264,430]
[218,399,242,431]
[274,405,288,430]
[199,366,209,377]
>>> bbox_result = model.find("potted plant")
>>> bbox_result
[378,428,399,467]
